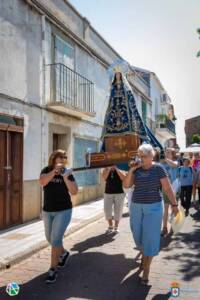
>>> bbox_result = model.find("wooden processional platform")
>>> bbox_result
[86,134,140,168]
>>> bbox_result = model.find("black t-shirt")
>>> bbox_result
[105,170,124,194]
[40,166,75,212]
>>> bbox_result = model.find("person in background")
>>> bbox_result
[123,144,179,285]
[192,153,200,202]
[177,152,184,166]
[189,152,194,164]
[160,148,178,237]
[192,153,200,170]
[102,166,126,233]
[178,158,194,216]
[40,150,78,284]
[154,148,161,163]
[196,165,200,209]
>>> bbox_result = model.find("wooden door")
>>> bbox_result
[0,129,23,229]
[0,130,6,229]
[10,131,23,225]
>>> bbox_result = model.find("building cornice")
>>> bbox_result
[0,93,103,129]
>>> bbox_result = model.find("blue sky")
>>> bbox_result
[70,0,200,148]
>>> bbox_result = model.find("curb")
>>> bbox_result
[0,211,104,271]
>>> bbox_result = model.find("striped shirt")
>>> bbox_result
[132,164,168,204]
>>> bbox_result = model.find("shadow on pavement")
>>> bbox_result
[162,227,200,281]
[190,210,200,222]
[160,207,200,282]
[0,251,155,300]
[71,232,116,253]
[151,292,171,299]
[160,231,174,250]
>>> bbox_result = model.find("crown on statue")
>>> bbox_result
[108,59,130,79]
[113,65,123,74]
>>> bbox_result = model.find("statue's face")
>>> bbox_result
[116,72,121,81]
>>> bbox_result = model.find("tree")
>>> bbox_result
[197,28,200,57]
[192,133,200,144]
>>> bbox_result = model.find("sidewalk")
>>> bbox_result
[0,198,104,270]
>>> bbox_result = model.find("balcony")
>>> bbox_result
[156,115,176,139]
[46,63,95,118]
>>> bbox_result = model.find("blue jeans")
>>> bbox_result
[130,201,163,256]
[43,209,72,247]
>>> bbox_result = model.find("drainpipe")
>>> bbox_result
[40,14,46,218]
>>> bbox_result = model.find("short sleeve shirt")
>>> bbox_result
[105,170,124,194]
[132,163,168,204]
[178,167,193,186]
[40,166,75,212]
[161,162,178,183]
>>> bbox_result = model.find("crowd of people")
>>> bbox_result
[101,145,200,285]
[39,146,200,285]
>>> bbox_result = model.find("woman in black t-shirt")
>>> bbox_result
[40,149,78,284]
[102,166,126,233]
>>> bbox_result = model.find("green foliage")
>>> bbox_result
[196,29,200,57]
[156,114,168,123]
[192,134,200,144]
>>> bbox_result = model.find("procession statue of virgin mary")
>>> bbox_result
[101,59,149,143]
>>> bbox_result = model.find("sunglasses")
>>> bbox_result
[59,156,67,159]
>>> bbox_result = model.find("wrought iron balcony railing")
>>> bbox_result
[165,119,176,134]
[46,63,95,116]
[158,119,176,135]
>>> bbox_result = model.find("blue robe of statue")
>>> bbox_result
[102,76,149,141]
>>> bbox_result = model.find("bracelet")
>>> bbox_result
[171,204,178,207]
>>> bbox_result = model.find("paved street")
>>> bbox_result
[0,205,200,300]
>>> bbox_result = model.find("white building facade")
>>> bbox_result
[0,0,118,228]
[0,0,177,230]
[133,67,177,148]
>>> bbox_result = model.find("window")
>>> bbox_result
[55,36,75,69]
[73,138,99,186]
[0,114,23,126]
[54,36,75,103]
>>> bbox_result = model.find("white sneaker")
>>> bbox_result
[105,227,113,234]
[114,228,119,234]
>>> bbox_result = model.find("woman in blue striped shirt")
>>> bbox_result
[123,144,179,285]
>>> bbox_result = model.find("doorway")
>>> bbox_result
[0,117,23,230]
